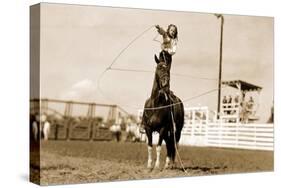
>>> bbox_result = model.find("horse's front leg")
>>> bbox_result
[155,128,165,169]
[146,129,153,169]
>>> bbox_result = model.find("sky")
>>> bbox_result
[39,3,274,122]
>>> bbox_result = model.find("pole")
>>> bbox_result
[215,14,224,119]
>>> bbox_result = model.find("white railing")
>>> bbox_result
[221,102,240,123]
[180,123,274,151]
[138,107,273,151]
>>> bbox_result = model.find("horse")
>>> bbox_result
[141,60,184,170]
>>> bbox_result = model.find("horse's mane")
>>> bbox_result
[150,62,170,99]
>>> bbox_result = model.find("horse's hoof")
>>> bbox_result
[146,167,153,172]
[154,162,160,169]
[154,166,161,171]
[171,163,177,169]
[164,164,172,170]
[148,169,153,173]
[153,167,161,173]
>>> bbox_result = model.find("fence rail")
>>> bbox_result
[30,98,129,141]
[180,123,274,151]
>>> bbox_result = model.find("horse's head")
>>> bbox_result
[155,62,170,102]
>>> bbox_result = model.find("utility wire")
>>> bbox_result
[109,67,217,80]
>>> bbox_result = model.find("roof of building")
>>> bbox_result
[222,80,262,92]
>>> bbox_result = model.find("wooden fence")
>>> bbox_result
[30,98,129,141]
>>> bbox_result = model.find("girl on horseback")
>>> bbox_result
[139,24,179,134]
[154,24,178,72]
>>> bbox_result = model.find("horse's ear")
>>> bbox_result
[154,54,160,64]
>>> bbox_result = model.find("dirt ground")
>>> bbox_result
[31,140,273,185]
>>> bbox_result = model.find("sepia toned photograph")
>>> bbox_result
[30,3,274,186]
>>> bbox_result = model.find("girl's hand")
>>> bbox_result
[155,25,166,36]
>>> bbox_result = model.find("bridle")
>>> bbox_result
[156,65,170,101]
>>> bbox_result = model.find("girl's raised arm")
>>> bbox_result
[155,25,166,36]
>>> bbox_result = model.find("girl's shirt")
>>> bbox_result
[157,27,178,55]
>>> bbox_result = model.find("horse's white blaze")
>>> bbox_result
[155,145,161,168]
[147,146,153,168]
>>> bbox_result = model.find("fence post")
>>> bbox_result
[88,103,96,141]
[219,117,222,146]
[54,123,58,140]
[112,105,117,121]
[65,101,73,141]
[41,99,48,114]
[205,108,209,146]
[191,109,195,143]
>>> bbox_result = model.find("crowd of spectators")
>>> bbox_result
[222,94,256,123]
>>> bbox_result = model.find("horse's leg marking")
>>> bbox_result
[147,146,153,169]
[155,145,161,168]
[164,156,171,169]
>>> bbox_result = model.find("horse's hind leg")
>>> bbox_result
[164,136,176,169]
[164,142,171,169]
[163,136,173,169]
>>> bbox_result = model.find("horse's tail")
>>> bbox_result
[176,101,185,143]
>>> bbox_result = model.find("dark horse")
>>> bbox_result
[142,60,184,169]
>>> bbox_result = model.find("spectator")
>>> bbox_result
[222,96,228,106]
[227,95,232,114]
[234,95,240,105]
[228,95,232,104]
[247,96,254,111]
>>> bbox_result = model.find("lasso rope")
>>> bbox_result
[170,108,187,173]
[109,67,217,80]
[97,25,220,110]
[97,25,155,106]
[96,25,223,173]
